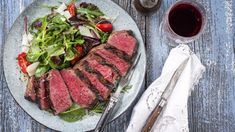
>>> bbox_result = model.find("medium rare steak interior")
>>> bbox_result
[61,69,97,108]
[47,70,73,114]
[85,56,119,84]
[24,30,138,115]
[94,48,130,76]
[78,64,111,100]
[107,30,138,57]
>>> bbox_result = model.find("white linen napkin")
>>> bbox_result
[126,44,205,132]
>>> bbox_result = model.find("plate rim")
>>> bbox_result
[3,0,147,131]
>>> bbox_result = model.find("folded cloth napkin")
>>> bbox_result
[126,44,205,132]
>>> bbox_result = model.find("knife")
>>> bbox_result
[94,54,141,132]
[142,58,189,132]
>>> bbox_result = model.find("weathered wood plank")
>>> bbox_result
[2,0,24,131]
[145,0,174,87]
[188,0,235,132]
[0,0,5,131]
[144,0,235,132]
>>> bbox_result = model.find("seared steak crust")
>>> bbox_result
[24,76,38,102]
[94,49,130,76]
[77,63,112,100]
[37,74,50,110]
[83,61,115,89]
[105,44,131,62]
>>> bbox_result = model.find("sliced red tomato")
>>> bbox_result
[71,45,84,65]
[67,3,76,17]
[75,45,83,54]
[18,52,32,74]
[96,23,113,32]
[70,57,80,65]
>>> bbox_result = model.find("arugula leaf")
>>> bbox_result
[39,53,50,65]
[26,52,44,62]
[65,48,76,61]
[77,8,104,17]
[121,85,133,93]
[59,104,86,122]
[77,3,104,24]
[35,65,50,77]
[46,45,65,57]
[99,31,110,43]
[91,103,106,113]
[49,60,70,69]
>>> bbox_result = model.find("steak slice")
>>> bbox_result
[85,55,120,84]
[47,70,72,114]
[60,69,97,108]
[107,30,138,57]
[94,48,130,76]
[104,45,131,62]
[78,64,111,100]
[37,74,50,110]
[24,76,37,102]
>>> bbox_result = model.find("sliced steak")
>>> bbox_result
[60,69,97,108]
[37,74,50,110]
[104,45,131,62]
[85,55,120,84]
[94,48,130,76]
[107,30,138,57]
[47,70,72,114]
[77,64,111,100]
[24,76,37,102]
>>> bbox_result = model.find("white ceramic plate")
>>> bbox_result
[3,0,146,131]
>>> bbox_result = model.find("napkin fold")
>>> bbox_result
[126,44,205,132]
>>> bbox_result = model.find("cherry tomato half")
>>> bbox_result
[96,23,113,32]
[71,45,84,65]
[18,52,32,74]
[75,45,83,54]
[67,3,76,17]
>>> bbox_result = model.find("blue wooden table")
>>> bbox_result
[0,0,235,131]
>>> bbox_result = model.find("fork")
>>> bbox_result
[94,54,141,132]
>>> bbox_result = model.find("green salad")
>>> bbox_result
[19,1,113,78]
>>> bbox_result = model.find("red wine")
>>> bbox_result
[168,3,202,37]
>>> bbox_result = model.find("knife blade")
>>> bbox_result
[142,58,189,132]
[94,54,141,132]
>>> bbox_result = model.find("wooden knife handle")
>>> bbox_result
[142,99,166,132]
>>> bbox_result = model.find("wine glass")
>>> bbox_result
[159,0,207,46]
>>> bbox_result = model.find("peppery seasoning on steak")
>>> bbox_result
[24,76,38,102]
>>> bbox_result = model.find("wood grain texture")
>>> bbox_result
[188,0,235,132]
[0,0,235,132]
